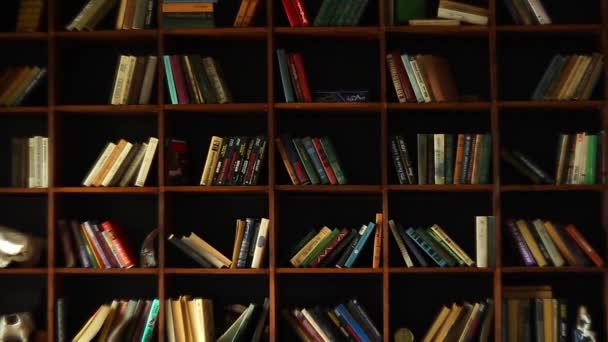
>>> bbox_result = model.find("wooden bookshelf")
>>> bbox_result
[0,0,606,341]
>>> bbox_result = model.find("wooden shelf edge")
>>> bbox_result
[53,187,159,194]
[501,267,605,274]
[54,30,158,40]
[0,107,48,114]
[54,268,158,275]
[164,268,268,275]
[276,267,382,274]
[500,184,603,192]
[275,185,382,193]
[163,186,268,193]
[388,184,493,192]
[389,267,495,273]
[385,25,488,36]
[0,187,48,194]
[498,100,604,109]
[275,102,382,112]
[54,105,158,113]
[0,268,47,275]
[163,103,268,112]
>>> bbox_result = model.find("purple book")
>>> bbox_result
[170,55,190,104]
[506,219,536,266]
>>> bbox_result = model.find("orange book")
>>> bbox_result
[275,138,299,185]
[233,0,251,26]
[565,224,604,267]
[93,139,129,186]
[162,3,214,12]
[243,0,262,26]
[543,221,578,266]
[372,213,383,268]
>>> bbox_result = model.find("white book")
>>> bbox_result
[251,218,270,268]
[476,216,488,268]
[34,136,42,188]
[110,55,130,105]
[437,7,488,25]
[165,299,176,342]
[121,55,137,105]
[434,134,445,184]
[101,141,133,186]
[524,0,552,24]
[134,137,158,187]
[82,143,116,187]
[41,137,48,187]
[301,308,331,342]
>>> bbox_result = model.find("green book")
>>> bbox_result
[584,134,598,184]
[314,0,335,26]
[479,134,492,184]
[349,0,369,26]
[329,1,349,26]
[416,227,456,267]
[319,137,347,184]
[445,134,454,184]
[395,0,426,24]
[336,0,359,26]
[426,228,464,266]
[417,134,427,184]
[293,137,320,184]
[301,228,340,267]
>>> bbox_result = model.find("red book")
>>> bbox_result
[292,53,312,102]
[291,0,310,26]
[100,220,136,269]
[92,223,119,268]
[309,228,348,267]
[565,224,604,267]
[280,0,301,27]
[169,55,190,104]
[287,54,304,102]
[311,137,338,185]
[391,50,416,103]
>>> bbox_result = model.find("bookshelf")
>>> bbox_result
[0,0,606,341]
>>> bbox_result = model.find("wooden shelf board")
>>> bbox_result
[0,268,47,275]
[387,102,491,111]
[388,184,493,192]
[0,32,48,40]
[385,25,488,36]
[0,106,48,114]
[163,186,268,193]
[0,187,48,194]
[54,268,158,275]
[53,187,159,194]
[276,267,382,274]
[164,268,268,275]
[501,267,605,274]
[389,267,495,274]
[498,100,604,110]
[275,102,382,112]
[163,103,267,112]
[163,27,267,38]
[276,185,382,193]
[54,30,158,40]
[496,24,602,33]
[500,184,603,192]
[54,105,158,114]
[274,27,379,38]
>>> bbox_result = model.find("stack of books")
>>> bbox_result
[531,53,604,101]
[234,0,262,26]
[390,133,492,185]
[421,298,494,341]
[506,218,604,267]
[282,298,381,342]
[169,217,270,268]
[199,136,267,186]
[276,49,312,103]
[166,296,269,341]
[81,137,159,187]
[109,55,158,105]
[10,136,48,188]
[162,0,215,29]
[289,215,381,268]
[0,66,47,106]
[280,0,369,27]
[436,0,489,25]
[389,219,480,268]
[276,134,347,185]
[57,219,137,269]
[555,132,603,185]
[389,0,488,26]
[67,0,155,31]
[503,0,551,25]
[69,298,159,342]
[386,51,459,103]
[163,55,233,104]
[16,0,44,32]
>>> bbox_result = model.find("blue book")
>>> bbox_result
[397,223,429,267]
[301,136,329,184]
[335,304,371,342]
[531,54,564,100]
[276,49,295,102]
[400,53,424,102]
[344,222,376,267]
[405,227,447,267]
[163,55,178,104]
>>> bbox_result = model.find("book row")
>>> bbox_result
[0,66,47,107]
[290,214,382,269]
[391,133,492,185]
[280,0,369,27]
[82,137,158,187]
[164,55,233,105]
[10,136,48,188]
[503,0,551,25]
[506,218,604,268]
[282,298,381,342]
[167,296,269,342]
[389,218,493,268]
[67,0,155,31]
[197,136,267,186]
[532,53,604,102]
[110,55,158,105]
[162,0,215,29]
[66,297,159,342]
[169,217,270,269]
[276,134,347,186]
[387,52,458,104]
[16,0,44,32]
[390,0,489,26]
[57,219,139,269]
[420,298,494,342]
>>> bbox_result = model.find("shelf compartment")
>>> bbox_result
[0,275,47,332]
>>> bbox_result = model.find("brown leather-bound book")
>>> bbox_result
[0,67,31,104]
[122,0,137,29]
[0,68,18,94]
[433,55,459,101]
[16,0,44,32]
[126,56,147,104]
[565,224,604,267]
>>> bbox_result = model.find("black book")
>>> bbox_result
[501,149,543,184]
[335,230,361,268]
[319,229,357,267]
[346,299,381,342]
[512,149,555,184]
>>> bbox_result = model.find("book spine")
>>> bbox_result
[244,136,262,185]
[476,216,488,267]
[433,134,445,184]
[465,134,477,183]
[478,134,492,184]
[312,137,338,185]
[237,218,255,267]
[386,54,406,103]
[372,213,382,269]
[418,228,457,266]
[347,299,381,342]
[169,55,190,104]
[506,219,536,266]
[302,137,329,184]
[237,138,255,185]
[391,51,416,102]
[56,298,66,342]
[344,222,376,267]
[202,57,232,104]
[310,228,349,267]
[200,136,223,185]
[584,134,598,184]
[100,221,136,268]
[390,136,408,184]
[13,68,46,106]
[405,227,446,267]
[524,0,551,24]
[135,137,159,186]
[168,236,212,267]
[251,218,270,268]
[293,137,320,184]
[140,298,160,342]
[334,305,370,342]
[565,224,604,267]
[101,231,124,268]
[69,220,91,268]
[82,221,112,268]
[526,220,552,265]
[281,0,301,26]
[401,53,424,102]
[292,0,310,26]
[281,134,310,184]
[291,228,333,267]
[396,135,416,184]
[119,142,147,187]
[417,134,427,184]
[288,54,304,101]
[335,233,361,268]
[319,136,347,184]
[292,53,313,102]
[277,49,295,102]
[388,220,414,267]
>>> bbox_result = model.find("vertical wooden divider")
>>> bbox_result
[267,0,277,339]
[601,0,608,337]
[47,0,56,338]
[156,0,166,338]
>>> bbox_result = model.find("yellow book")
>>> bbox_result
[434,303,462,341]
[507,299,519,342]
[430,224,475,266]
[290,227,332,267]
[422,305,450,342]
[543,221,577,266]
[180,296,194,342]
[72,304,111,342]
[171,298,186,342]
[543,298,553,342]
[97,300,119,341]
[231,219,246,268]
[515,219,547,266]
[186,232,232,267]
[372,213,383,268]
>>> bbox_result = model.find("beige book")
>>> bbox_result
[138,56,158,105]
[65,0,99,31]
[93,139,129,186]
[543,221,577,266]
[40,137,48,188]
[251,218,270,268]
[101,141,133,186]
[577,134,588,184]
[503,285,553,299]
[115,0,129,29]
[118,142,147,187]
[76,0,107,30]
[121,55,137,105]
[290,227,332,267]
[200,136,223,185]
[431,224,475,266]
[231,219,246,268]
[515,219,548,266]
[97,300,119,341]
[409,57,431,102]
[203,299,214,341]
[186,232,232,267]
[134,136,158,187]
[564,56,592,100]
[72,304,111,342]
[372,213,383,268]
[434,303,462,341]
[439,0,489,16]
[543,298,553,342]
[82,143,117,186]
[171,299,186,342]
[110,55,130,105]
[301,308,331,342]
[437,7,488,25]
[188,298,205,342]
[388,219,414,267]
[422,306,450,342]
[409,19,461,26]
[180,296,194,342]
[166,299,176,342]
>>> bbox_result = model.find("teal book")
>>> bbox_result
[479,134,492,184]
[293,138,320,184]
[395,0,426,24]
[302,136,329,184]
[319,137,347,184]
[405,227,447,267]
[163,55,178,104]
[531,54,564,100]
[584,134,598,184]
[313,0,334,26]
[444,134,454,184]
[416,228,457,267]
[140,299,160,342]
[277,49,295,102]
[344,222,376,267]
[401,53,423,102]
